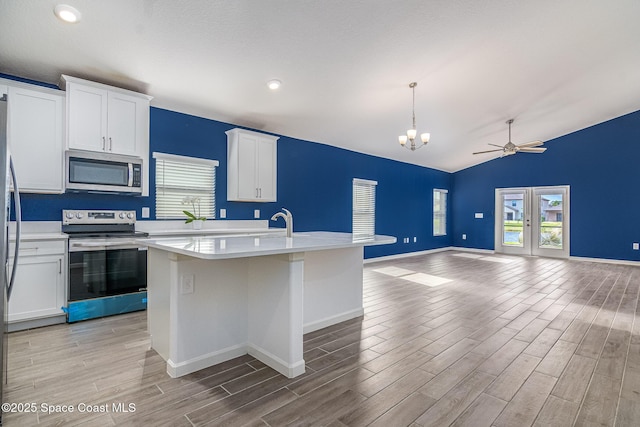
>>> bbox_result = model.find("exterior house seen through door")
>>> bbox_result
[494,186,570,258]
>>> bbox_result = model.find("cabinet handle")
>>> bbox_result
[256,188,259,198]
[259,188,262,198]
[59,259,61,274]
[102,137,106,150]
[109,137,113,151]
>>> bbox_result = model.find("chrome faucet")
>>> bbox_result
[271,208,293,237]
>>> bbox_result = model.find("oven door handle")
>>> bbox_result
[69,241,147,252]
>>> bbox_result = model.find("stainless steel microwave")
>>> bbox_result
[66,150,143,195]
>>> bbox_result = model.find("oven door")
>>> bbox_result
[68,242,147,301]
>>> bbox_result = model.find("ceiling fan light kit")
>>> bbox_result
[472,118,547,157]
[399,82,430,151]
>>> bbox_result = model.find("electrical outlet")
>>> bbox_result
[634,243,639,250]
[220,208,226,219]
[141,207,150,218]
[254,209,260,219]
[413,237,417,243]
[180,274,195,295]
[404,237,409,243]
[462,234,467,240]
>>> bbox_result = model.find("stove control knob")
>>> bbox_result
[119,212,126,219]
[66,212,75,219]
[127,212,134,219]
[76,212,84,219]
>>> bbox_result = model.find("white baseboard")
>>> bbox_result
[166,344,247,378]
[451,246,495,254]
[569,256,640,267]
[365,246,496,264]
[247,344,305,378]
[303,307,364,334]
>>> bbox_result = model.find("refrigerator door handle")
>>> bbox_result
[7,157,20,301]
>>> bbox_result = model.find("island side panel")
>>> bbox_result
[147,248,250,378]
[247,253,305,378]
[147,248,172,361]
[303,246,364,333]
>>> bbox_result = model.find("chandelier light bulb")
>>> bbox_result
[421,133,430,143]
[407,129,417,140]
[399,135,408,146]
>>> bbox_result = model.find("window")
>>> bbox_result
[353,178,377,240]
[433,189,448,236]
[154,152,218,219]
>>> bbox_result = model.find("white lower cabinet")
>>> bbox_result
[8,239,66,325]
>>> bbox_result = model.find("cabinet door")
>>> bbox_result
[256,138,276,201]
[107,91,143,156]
[237,133,259,200]
[8,255,65,322]
[7,86,64,193]
[68,83,108,151]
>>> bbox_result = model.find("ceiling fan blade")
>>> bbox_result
[488,143,505,148]
[517,147,547,153]
[473,148,503,155]
[517,140,544,148]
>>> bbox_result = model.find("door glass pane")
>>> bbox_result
[539,194,563,249]
[503,193,524,247]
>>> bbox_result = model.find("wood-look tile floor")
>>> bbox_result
[5,251,640,426]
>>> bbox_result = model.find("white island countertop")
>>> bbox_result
[140,231,396,260]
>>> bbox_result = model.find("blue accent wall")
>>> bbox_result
[452,109,640,261]
[9,74,452,259]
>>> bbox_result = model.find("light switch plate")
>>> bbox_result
[220,208,226,219]
[474,213,484,219]
[633,243,639,250]
[462,234,467,240]
[141,207,150,218]
[254,209,260,219]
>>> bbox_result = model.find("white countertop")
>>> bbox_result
[140,231,396,260]
[9,221,67,242]
[136,219,272,237]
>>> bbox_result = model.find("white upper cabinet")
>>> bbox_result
[226,128,278,202]
[61,75,152,196]
[63,76,151,157]
[4,82,65,194]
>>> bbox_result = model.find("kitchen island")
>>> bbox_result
[142,231,395,378]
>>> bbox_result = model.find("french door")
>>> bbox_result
[495,186,570,258]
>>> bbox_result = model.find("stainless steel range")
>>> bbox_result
[62,209,148,322]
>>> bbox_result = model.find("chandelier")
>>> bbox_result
[398,82,430,151]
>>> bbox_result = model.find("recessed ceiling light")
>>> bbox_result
[267,79,282,90]
[54,4,81,23]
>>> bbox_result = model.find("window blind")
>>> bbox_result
[353,178,377,240]
[433,189,448,236]
[153,152,219,219]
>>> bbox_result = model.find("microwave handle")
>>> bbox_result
[128,163,133,187]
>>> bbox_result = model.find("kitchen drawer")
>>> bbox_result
[9,239,66,258]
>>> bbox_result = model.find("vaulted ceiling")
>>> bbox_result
[2,0,639,172]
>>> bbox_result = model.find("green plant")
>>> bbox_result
[182,196,206,223]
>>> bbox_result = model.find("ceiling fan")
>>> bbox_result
[473,119,547,156]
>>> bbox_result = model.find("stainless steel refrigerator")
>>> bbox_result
[0,94,23,426]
